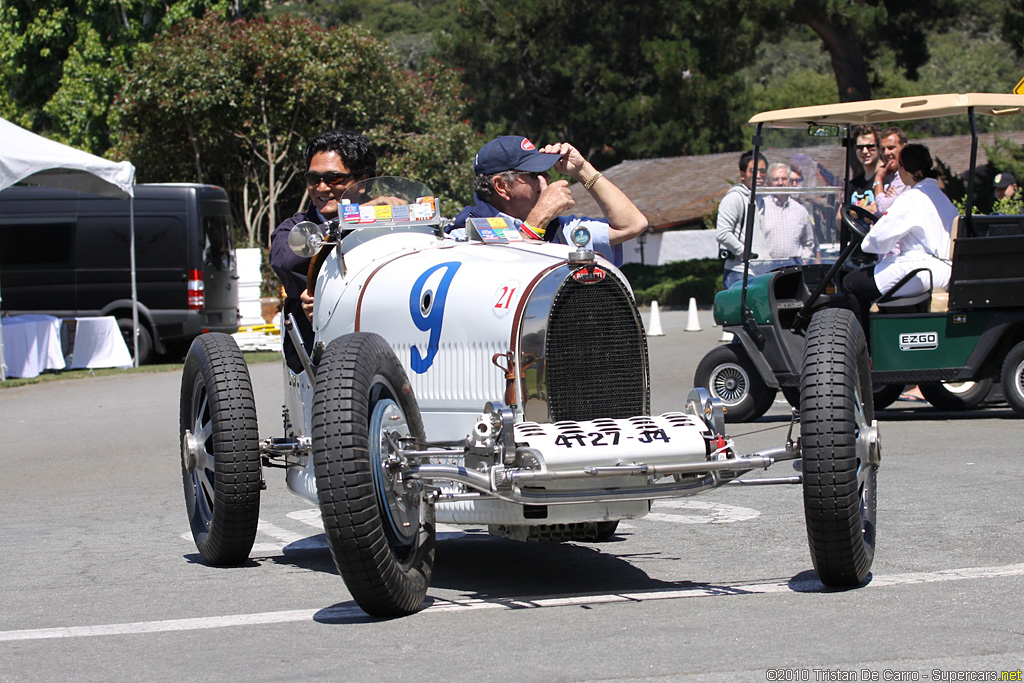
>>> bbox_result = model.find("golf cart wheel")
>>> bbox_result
[919,379,993,411]
[799,308,878,587]
[312,332,435,617]
[179,333,262,566]
[1001,341,1024,416]
[872,384,905,411]
[694,345,776,422]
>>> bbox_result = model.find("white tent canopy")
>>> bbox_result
[0,117,138,380]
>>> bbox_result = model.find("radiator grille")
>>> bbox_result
[544,272,649,421]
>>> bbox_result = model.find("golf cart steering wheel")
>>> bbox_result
[840,203,876,240]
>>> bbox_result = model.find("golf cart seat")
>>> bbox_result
[874,268,936,314]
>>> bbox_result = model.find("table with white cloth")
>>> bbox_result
[64,316,133,369]
[1,314,67,379]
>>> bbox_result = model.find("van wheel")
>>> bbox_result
[117,318,153,365]
[1000,341,1024,417]
[919,379,993,411]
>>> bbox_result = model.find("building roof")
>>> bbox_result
[569,130,1024,231]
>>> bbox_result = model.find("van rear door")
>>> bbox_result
[196,191,238,330]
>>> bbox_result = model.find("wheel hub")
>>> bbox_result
[371,399,421,545]
[182,429,198,471]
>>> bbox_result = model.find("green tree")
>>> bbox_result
[111,14,478,247]
[434,0,767,166]
[0,0,256,153]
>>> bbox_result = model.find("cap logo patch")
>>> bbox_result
[521,138,536,151]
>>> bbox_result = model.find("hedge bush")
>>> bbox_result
[619,259,723,308]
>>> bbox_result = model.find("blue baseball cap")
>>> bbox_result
[474,136,561,175]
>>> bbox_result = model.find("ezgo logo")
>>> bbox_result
[899,331,939,351]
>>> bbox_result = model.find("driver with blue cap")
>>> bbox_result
[448,136,647,265]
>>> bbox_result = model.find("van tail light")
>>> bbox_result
[187,269,205,310]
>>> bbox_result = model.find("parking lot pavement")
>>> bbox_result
[1,314,1022,681]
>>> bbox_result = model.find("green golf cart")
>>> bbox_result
[695,93,1024,422]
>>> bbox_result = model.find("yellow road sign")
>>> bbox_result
[1015,76,1024,95]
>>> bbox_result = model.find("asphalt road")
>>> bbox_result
[2,307,1022,682]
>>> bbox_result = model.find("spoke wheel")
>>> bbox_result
[800,308,879,587]
[694,344,776,422]
[179,333,261,565]
[312,332,435,617]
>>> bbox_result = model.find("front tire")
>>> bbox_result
[179,333,261,565]
[312,333,435,617]
[800,308,878,587]
[919,379,993,411]
[1001,341,1024,416]
[694,344,776,422]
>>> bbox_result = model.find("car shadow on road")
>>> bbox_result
[427,530,684,599]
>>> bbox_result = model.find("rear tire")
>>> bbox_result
[118,317,153,365]
[312,332,435,617]
[919,379,993,411]
[872,384,904,410]
[694,344,776,422]
[800,308,878,587]
[179,333,261,565]
[1001,341,1024,417]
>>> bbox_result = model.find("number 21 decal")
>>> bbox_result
[409,261,461,373]
[492,279,521,319]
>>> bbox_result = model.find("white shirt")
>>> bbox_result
[762,195,815,259]
[862,177,958,296]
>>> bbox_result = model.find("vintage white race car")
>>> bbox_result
[179,177,880,616]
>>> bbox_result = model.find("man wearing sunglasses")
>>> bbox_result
[270,130,377,371]
[446,135,647,265]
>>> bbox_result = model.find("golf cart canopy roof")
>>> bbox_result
[749,93,1024,129]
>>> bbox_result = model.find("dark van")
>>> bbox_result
[0,183,239,363]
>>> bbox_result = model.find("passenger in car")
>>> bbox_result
[873,126,909,215]
[849,124,883,214]
[269,130,379,371]
[843,144,957,328]
[446,136,647,265]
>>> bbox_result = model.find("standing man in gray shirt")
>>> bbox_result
[717,150,768,289]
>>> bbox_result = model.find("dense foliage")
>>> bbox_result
[0,0,258,150]
[110,14,478,247]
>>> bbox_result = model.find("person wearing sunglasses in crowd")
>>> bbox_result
[269,129,379,371]
[446,136,647,265]
[849,124,884,214]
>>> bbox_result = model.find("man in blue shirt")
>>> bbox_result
[448,136,647,265]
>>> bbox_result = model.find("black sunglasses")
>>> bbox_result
[855,144,877,151]
[305,171,356,186]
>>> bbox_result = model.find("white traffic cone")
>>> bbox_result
[719,327,734,343]
[647,300,665,337]
[685,297,702,332]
